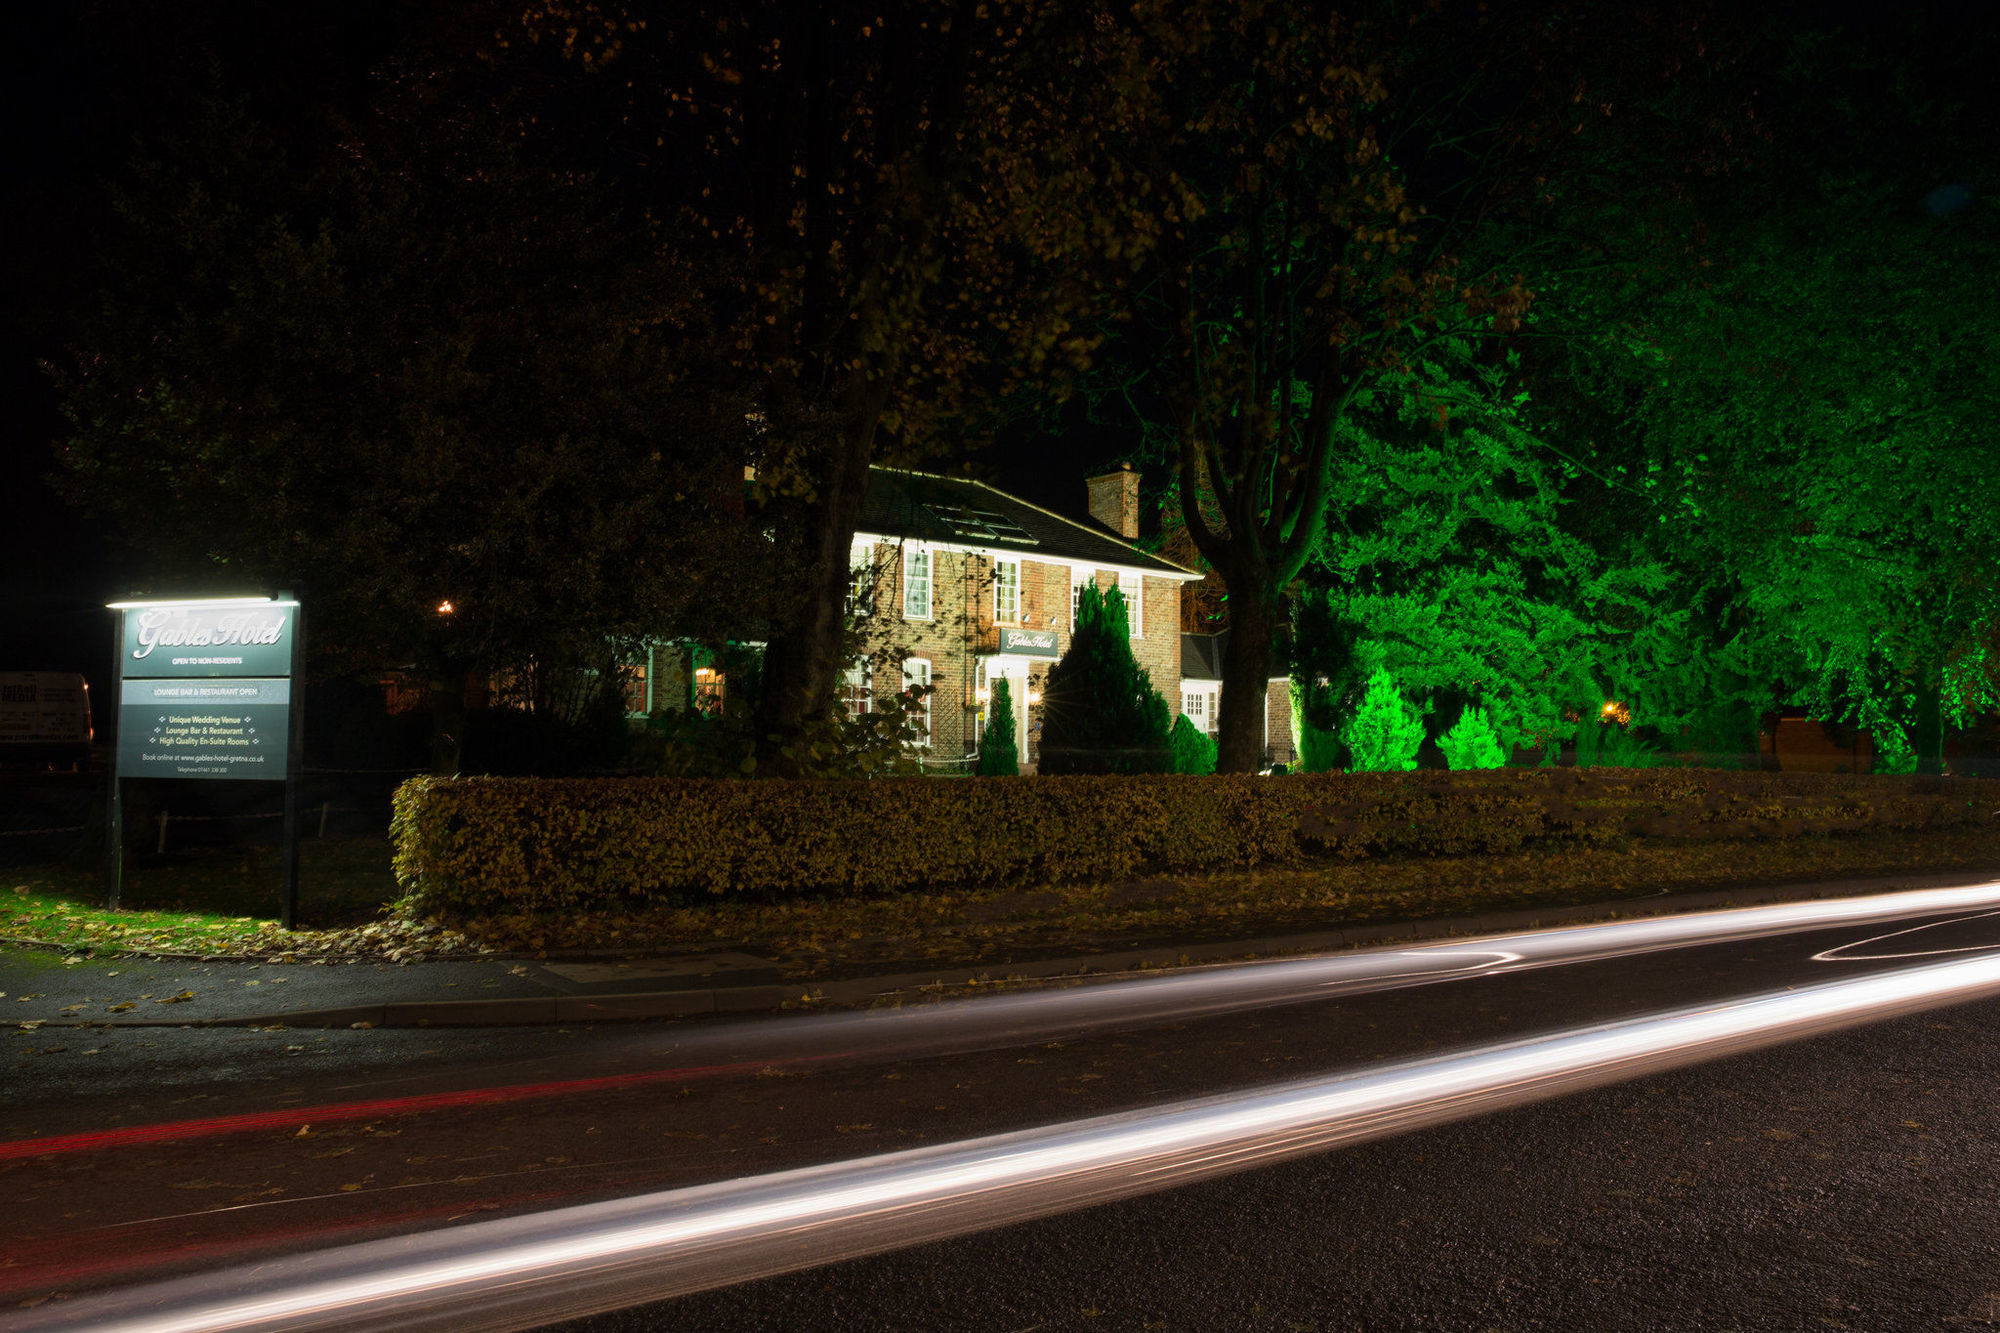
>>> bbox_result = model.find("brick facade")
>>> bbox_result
[852,540,1185,767]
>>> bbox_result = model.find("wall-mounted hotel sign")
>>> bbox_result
[998,627,1060,658]
[105,595,304,924]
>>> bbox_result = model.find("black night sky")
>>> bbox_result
[3,0,1995,703]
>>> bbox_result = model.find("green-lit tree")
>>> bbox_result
[1169,713,1219,776]
[1439,706,1507,771]
[1531,22,2000,775]
[1344,669,1429,773]
[1040,584,1172,775]
[978,678,1021,777]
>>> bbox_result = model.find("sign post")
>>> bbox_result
[105,596,303,923]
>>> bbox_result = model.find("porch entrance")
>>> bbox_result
[977,654,1033,765]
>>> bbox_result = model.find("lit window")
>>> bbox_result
[1071,568,1091,627]
[693,666,725,714]
[1183,690,1205,725]
[994,559,1020,624]
[842,661,872,719]
[622,661,649,716]
[904,547,932,620]
[1118,571,1143,637]
[902,658,932,747]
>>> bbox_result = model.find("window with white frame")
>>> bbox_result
[903,546,932,620]
[1071,568,1090,627]
[1184,687,1218,735]
[847,540,878,616]
[1117,571,1143,636]
[902,658,932,747]
[993,558,1020,624]
[841,661,872,719]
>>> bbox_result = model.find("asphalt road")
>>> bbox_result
[6,897,2000,1322]
[557,995,2000,1332]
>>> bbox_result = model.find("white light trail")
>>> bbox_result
[15,950,2000,1333]
[575,877,2000,1071]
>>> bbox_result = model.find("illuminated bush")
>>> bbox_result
[1170,713,1219,775]
[1039,583,1172,774]
[1344,669,1428,772]
[1440,705,1507,770]
[978,677,1020,776]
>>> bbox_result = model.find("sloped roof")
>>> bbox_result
[1181,632,1227,682]
[857,467,1201,581]
[1180,631,1289,684]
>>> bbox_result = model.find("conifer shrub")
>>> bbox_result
[1440,705,1508,770]
[1170,713,1219,775]
[1039,583,1172,774]
[1344,669,1429,771]
[978,677,1020,776]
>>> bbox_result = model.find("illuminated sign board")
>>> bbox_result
[118,677,290,779]
[109,598,298,783]
[120,602,295,679]
[105,595,305,922]
[998,628,1059,658]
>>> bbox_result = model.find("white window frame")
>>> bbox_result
[1071,568,1090,628]
[993,558,1020,625]
[903,546,932,621]
[841,660,872,719]
[1118,571,1143,637]
[847,540,878,616]
[902,657,932,748]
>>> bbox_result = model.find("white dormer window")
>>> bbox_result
[994,558,1020,624]
[903,547,932,620]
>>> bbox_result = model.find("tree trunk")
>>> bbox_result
[1216,595,1278,773]
[428,668,468,776]
[753,424,876,771]
[1912,673,1945,776]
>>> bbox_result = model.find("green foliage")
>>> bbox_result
[1439,706,1508,771]
[1289,674,1345,773]
[391,769,2000,913]
[979,678,1021,776]
[1170,714,1219,775]
[1039,584,1172,774]
[1573,721,1663,769]
[1344,670,1430,772]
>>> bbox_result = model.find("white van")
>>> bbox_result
[0,672,94,768]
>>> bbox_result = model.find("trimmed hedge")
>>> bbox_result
[390,769,2000,914]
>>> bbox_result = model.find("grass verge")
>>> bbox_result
[3,837,480,961]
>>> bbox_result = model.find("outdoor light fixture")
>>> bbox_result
[436,600,454,615]
[1028,691,1042,705]
[105,595,296,610]
[975,687,991,702]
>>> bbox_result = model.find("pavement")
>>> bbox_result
[5,866,1997,1030]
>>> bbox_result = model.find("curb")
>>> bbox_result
[15,867,1995,1031]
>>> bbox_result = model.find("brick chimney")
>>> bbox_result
[1086,464,1141,539]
